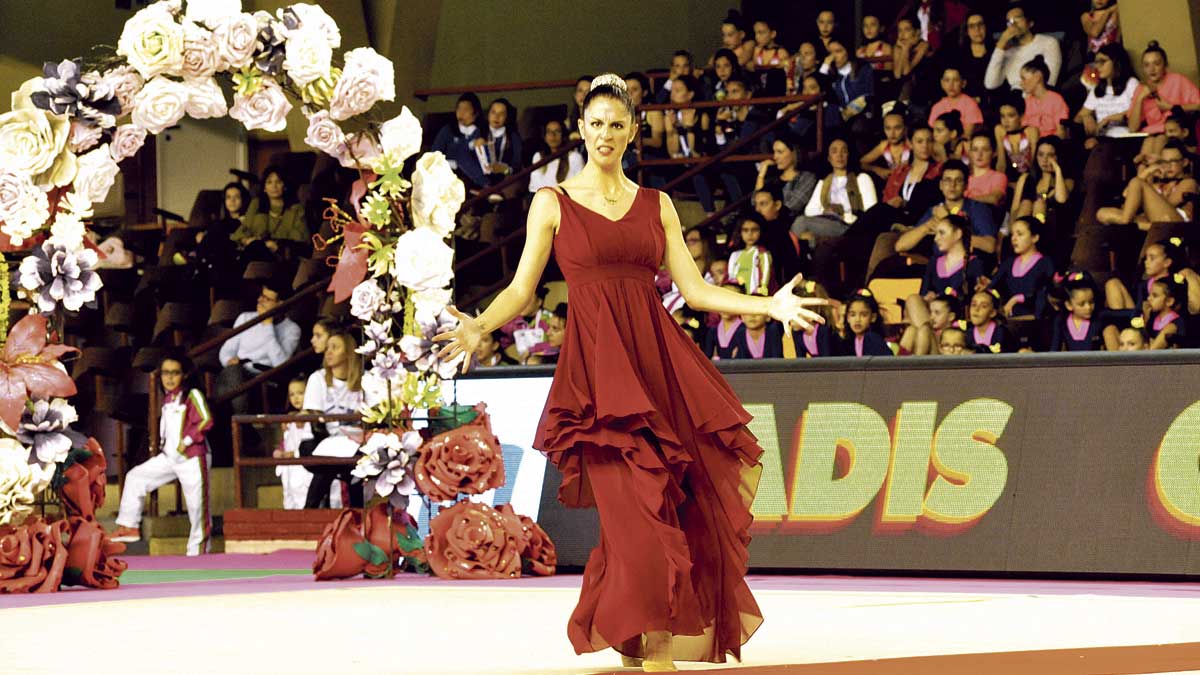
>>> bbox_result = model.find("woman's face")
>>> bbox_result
[753,21,774,47]
[264,172,284,200]
[999,104,1022,132]
[1148,283,1170,313]
[224,186,243,215]
[742,313,767,330]
[898,20,917,43]
[455,100,477,126]
[933,221,962,253]
[581,97,635,168]
[310,323,329,354]
[475,331,499,358]
[799,43,817,70]
[684,228,705,257]
[827,139,849,170]
[709,259,728,284]
[930,301,955,330]
[912,128,934,160]
[1093,51,1114,80]
[287,381,306,411]
[846,300,874,335]
[772,140,796,171]
[544,121,564,150]
[1142,52,1166,83]
[721,22,744,48]
[740,221,761,247]
[1118,327,1146,350]
[1019,67,1042,94]
[883,114,906,145]
[487,102,507,129]
[801,76,821,96]
[546,315,566,347]
[969,136,994,169]
[323,335,348,369]
[933,120,952,145]
[574,79,591,106]
[966,15,986,44]
[817,11,835,38]
[829,41,849,68]
[668,79,694,106]
[1067,288,1096,320]
[969,293,997,326]
[1164,119,1187,140]
[624,78,644,106]
[1036,142,1058,172]
[941,69,965,97]
[160,359,183,392]
[715,56,734,82]
[862,16,881,40]
[1144,245,1170,276]
[1010,221,1036,255]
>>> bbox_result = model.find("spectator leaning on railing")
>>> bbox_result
[215,278,302,418]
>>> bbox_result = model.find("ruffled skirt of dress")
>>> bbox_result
[533,279,764,664]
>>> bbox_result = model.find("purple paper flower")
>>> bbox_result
[351,431,420,508]
[31,60,120,127]
[18,242,102,313]
[17,398,84,466]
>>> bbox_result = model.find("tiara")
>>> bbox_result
[590,73,627,92]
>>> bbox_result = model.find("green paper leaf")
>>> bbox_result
[403,556,430,575]
[395,524,422,553]
[352,540,388,566]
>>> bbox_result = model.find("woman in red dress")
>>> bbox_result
[436,74,826,672]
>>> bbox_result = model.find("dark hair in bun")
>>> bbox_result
[1144,40,1168,66]
[936,109,963,136]
[582,73,636,118]
[723,9,747,32]
[1021,54,1050,83]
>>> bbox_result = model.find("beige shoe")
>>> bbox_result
[111,525,141,542]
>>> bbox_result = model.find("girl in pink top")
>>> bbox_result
[1130,41,1200,160]
[1020,56,1068,138]
[966,133,1008,207]
[929,67,983,137]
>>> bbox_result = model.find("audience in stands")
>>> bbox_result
[566,75,591,141]
[432,92,487,188]
[231,166,311,257]
[984,3,1062,92]
[529,119,584,193]
[215,278,302,417]
[796,138,877,242]
[302,330,365,508]
[710,10,755,70]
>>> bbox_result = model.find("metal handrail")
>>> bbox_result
[186,273,331,359]
[413,70,669,100]
[209,347,316,406]
[458,138,583,213]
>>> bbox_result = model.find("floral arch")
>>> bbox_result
[0,0,554,591]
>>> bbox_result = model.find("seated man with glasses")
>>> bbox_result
[215,278,302,420]
[893,161,998,265]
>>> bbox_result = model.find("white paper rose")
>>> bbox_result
[289,3,341,48]
[0,105,74,186]
[411,287,453,326]
[282,26,332,87]
[350,280,387,321]
[73,144,121,205]
[98,67,145,117]
[48,207,87,251]
[379,106,422,166]
[184,0,242,27]
[67,120,103,153]
[337,131,381,169]
[303,110,346,157]
[392,226,454,292]
[117,3,186,79]
[131,76,189,134]
[0,171,50,246]
[110,124,148,161]
[410,152,466,238]
[229,78,291,132]
[180,20,219,80]
[184,76,228,119]
[212,12,258,70]
[328,47,395,121]
[0,438,52,526]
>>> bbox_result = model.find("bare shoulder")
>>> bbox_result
[528,188,562,233]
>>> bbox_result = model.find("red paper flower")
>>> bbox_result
[312,508,368,580]
[58,438,107,518]
[362,502,396,578]
[62,516,127,589]
[496,504,557,577]
[414,405,504,503]
[424,500,524,580]
[0,314,79,429]
[0,516,69,593]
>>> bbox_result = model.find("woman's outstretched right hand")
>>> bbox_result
[432,306,483,375]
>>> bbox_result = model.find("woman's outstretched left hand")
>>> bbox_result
[767,274,829,337]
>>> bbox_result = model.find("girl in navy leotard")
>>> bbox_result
[791,280,836,357]
[840,289,892,356]
[1144,274,1188,349]
[1102,238,1189,349]
[965,289,1017,353]
[1049,273,1103,351]
[988,217,1055,320]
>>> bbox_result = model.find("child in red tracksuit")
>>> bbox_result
[113,353,214,555]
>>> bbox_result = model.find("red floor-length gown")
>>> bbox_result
[532,186,764,663]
